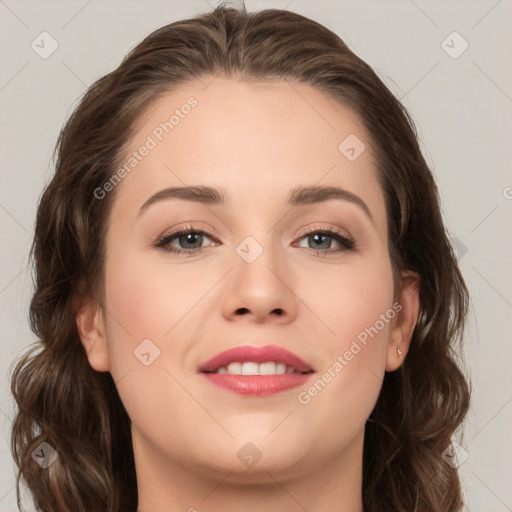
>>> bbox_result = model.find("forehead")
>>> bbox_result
[110,77,387,232]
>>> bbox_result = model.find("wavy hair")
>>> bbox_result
[10,3,470,511]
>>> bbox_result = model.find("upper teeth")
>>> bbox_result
[215,362,300,375]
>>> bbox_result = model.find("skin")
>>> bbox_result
[77,77,420,512]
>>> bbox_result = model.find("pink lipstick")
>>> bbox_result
[198,344,315,397]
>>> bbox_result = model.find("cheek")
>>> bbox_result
[101,246,226,394]
[304,252,395,352]
[101,250,175,382]
[294,322,393,458]
[101,251,202,435]
[104,249,199,339]
[296,254,394,419]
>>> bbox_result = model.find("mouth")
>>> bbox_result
[198,344,315,397]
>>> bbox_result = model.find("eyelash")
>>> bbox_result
[153,224,356,258]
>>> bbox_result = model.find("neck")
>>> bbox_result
[134,429,365,512]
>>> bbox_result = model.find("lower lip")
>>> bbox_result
[201,372,314,397]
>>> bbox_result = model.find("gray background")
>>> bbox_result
[1,0,511,510]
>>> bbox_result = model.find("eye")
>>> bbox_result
[293,225,356,257]
[153,225,218,256]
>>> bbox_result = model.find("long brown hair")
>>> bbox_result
[10,3,470,511]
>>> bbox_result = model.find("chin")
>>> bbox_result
[190,435,317,482]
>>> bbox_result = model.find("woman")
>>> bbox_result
[10,3,470,511]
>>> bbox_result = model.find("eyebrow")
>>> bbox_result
[137,184,374,224]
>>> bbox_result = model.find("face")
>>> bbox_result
[78,77,418,483]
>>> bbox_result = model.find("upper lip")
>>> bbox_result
[198,344,314,373]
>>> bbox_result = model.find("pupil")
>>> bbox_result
[181,233,201,249]
[311,233,330,249]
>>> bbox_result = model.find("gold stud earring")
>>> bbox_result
[397,347,403,357]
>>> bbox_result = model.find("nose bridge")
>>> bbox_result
[228,197,279,264]
[221,221,297,322]
[234,227,281,290]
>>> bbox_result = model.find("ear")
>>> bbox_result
[76,298,110,372]
[385,270,420,372]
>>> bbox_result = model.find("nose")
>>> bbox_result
[220,240,298,324]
